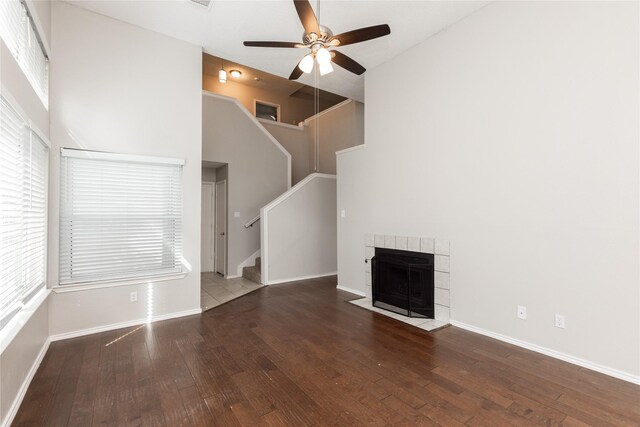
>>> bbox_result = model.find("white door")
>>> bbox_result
[215,180,227,275]
[201,183,215,272]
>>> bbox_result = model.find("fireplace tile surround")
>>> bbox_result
[351,234,451,331]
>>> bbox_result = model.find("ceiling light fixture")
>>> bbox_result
[319,61,333,76]
[316,48,331,66]
[219,60,227,83]
[230,69,242,78]
[298,54,314,74]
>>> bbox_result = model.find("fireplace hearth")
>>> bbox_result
[372,247,434,318]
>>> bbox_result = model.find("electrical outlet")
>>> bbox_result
[517,305,527,320]
[555,314,565,329]
[130,291,137,302]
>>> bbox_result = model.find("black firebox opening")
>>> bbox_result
[372,247,434,318]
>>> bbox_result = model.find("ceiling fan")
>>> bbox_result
[243,0,391,80]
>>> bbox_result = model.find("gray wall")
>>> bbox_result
[264,175,337,283]
[0,1,51,424]
[216,164,228,182]
[203,74,337,125]
[48,2,202,335]
[202,166,217,182]
[337,1,639,379]
[261,122,312,185]
[306,100,365,175]
[262,100,365,183]
[202,93,289,277]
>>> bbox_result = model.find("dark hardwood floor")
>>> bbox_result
[14,277,640,426]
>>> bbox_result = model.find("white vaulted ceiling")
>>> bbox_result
[65,0,488,101]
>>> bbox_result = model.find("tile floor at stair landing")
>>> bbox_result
[201,272,263,311]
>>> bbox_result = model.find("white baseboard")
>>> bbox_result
[450,320,640,385]
[336,285,367,297]
[50,308,202,342]
[225,275,241,279]
[266,272,337,286]
[2,337,51,427]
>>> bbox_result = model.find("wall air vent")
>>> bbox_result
[189,0,212,9]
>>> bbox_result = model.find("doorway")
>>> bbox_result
[200,163,262,312]
[201,182,215,272]
[215,179,227,276]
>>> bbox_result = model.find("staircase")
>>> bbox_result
[242,257,262,284]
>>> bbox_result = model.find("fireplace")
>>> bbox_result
[372,247,434,318]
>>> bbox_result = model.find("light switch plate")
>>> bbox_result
[234,212,240,218]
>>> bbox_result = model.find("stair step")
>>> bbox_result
[242,265,261,285]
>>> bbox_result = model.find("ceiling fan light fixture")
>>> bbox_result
[319,61,333,76]
[218,68,227,83]
[299,54,314,74]
[242,0,390,80]
[316,47,331,66]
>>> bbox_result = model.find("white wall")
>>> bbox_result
[263,174,337,284]
[48,2,202,336]
[202,93,289,277]
[0,297,49,426]
[0,41,48,136]
[337,1,639,380]
[0,1,52,424]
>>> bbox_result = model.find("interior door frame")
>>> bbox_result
[201,182,216,273]
[215,179,228,276]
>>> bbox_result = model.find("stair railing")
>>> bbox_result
[244,214,260,228]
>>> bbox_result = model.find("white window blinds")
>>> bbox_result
[0,96,48,330]
[59,150,184,285]
[0,0,49,108]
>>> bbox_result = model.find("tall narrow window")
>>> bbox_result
[0,95,48,330]
[59,150,184,285]
[0,0,49,108]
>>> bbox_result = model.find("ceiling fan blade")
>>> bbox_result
[289,61,304,80]
[293,0,320,35]
[332,24,391,46]
[243,41,303,48]
[331,51,366,75]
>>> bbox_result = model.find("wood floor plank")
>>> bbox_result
[12,277,640,426]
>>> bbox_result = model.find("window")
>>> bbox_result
[0,95,48,330]
[254,100,280,122]
[59,150,184,286]
[0,0,49,108]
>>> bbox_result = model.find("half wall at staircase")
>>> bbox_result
[261,174,337,285]
[202,92,290,278]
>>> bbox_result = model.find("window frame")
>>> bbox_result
[0,89,50,352]
[56,148,186,290]
[254,99,281,123]
[0,0,51,109]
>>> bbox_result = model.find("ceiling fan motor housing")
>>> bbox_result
[242,0,391,79]
[303,25,334,49]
